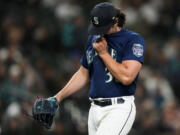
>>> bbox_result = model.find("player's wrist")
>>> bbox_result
[98,51,109,58]
[54,95,61,103]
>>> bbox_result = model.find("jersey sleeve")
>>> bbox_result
[80,36,93,69]
[122,34,146,64]
[80,52,89,69]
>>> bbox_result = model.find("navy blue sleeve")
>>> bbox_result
[80,52,89,69]
[80,36,93,69]
[122,34,145,63]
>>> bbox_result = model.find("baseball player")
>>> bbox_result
[32,2,145,135]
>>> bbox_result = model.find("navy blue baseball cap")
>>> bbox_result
[88,2,117,35]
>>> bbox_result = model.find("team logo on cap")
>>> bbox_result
[132,43,143,57]
[93,17,99,25]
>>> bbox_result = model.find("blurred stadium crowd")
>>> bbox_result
[0,0,180,135]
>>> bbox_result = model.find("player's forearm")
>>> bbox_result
[99,53,133,85]
[54,66,89,103]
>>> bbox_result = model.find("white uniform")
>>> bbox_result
[88,96,136,135]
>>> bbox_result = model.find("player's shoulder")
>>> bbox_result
[109,29,144,43]
[124,29,144,41]
[124,29,145,47]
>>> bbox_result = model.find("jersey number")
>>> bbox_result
[105,68,113,83]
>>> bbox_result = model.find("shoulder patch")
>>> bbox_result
[132,43,143,57]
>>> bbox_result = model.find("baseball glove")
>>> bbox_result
[32,97,59,129]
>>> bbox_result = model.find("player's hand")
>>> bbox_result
[32,97,59,129]
[93,37,108,56]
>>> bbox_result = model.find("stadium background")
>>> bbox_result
[0,0,180,135]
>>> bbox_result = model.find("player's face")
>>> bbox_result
[106,23,120,35]
[107,26,115,34]
[106,18,121,35]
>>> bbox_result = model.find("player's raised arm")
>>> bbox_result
[54,65,89,103]
[93,33,144,85]
[96,49,142,85]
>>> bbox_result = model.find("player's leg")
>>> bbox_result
[117,102,136,135]
[88,104,97,135]
[95,101,136,135]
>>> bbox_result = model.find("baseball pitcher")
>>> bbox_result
[32,2,146,135]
